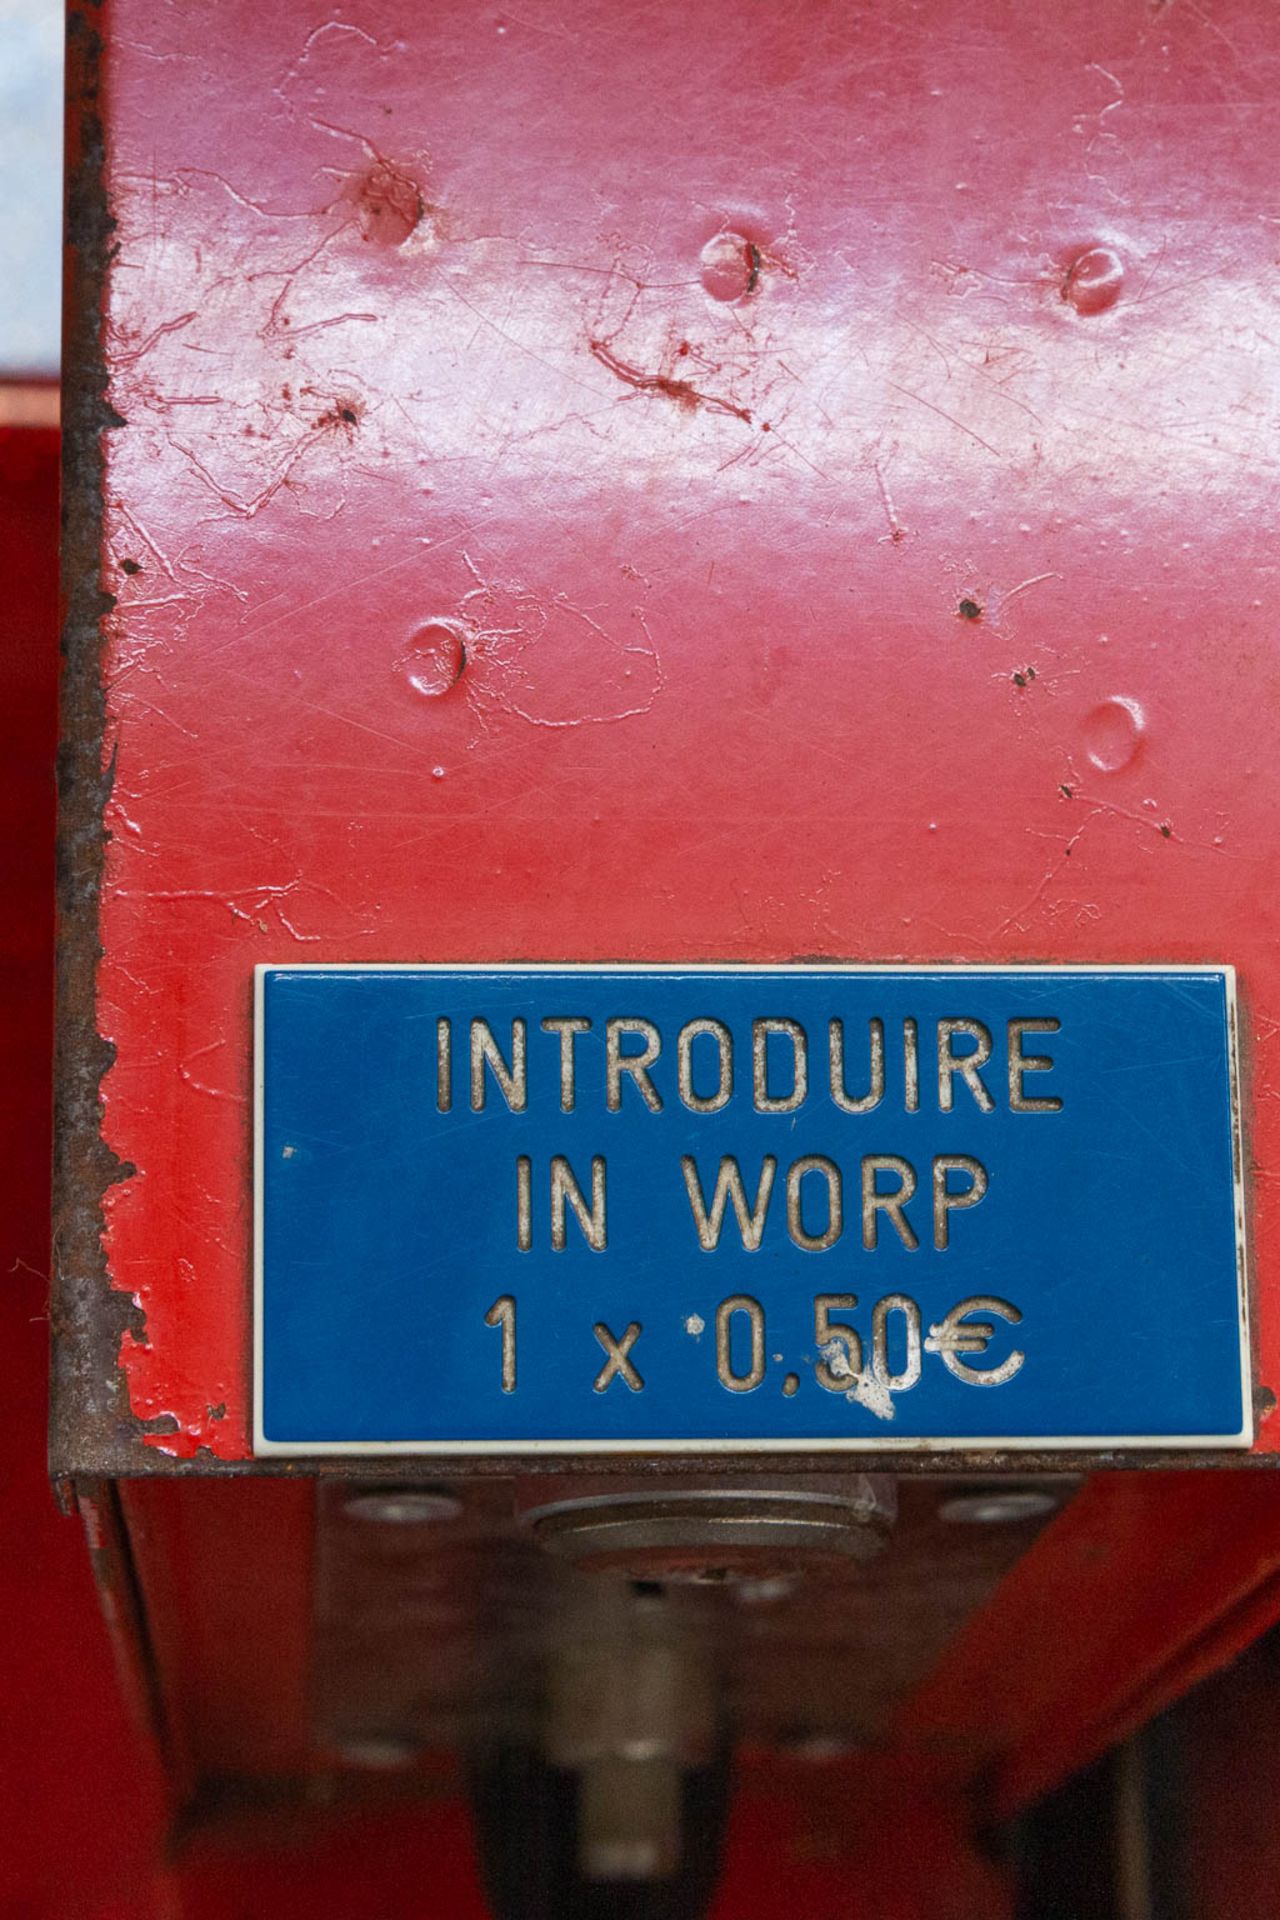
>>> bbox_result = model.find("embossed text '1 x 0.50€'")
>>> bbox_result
[254,966,1249,1454]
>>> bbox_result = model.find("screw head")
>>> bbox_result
[343,1486,463,1525]
[938,1489,1060,1526]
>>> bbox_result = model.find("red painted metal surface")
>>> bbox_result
[79,0,1280,1462]
[0,421,166,1918]
[896,1469,1280,1815]
[46,0,1280,1903]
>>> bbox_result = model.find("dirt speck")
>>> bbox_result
[315,395,366,433]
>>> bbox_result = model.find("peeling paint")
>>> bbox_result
[60,0,1280,1469]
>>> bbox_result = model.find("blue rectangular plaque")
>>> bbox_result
[254,965,1249,1454]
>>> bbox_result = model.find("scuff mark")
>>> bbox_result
[1002,570,1062,607]
[848,1372,897,1422]
[111,880,342,943]
[452,551,666,731]
[1053,776,1193,846]
[883,378,1006,461]
[110,310,198,368]
[588,337,755,425]
[874,458,907,544]
[177,1040,250,1106]
[1074,60,1126,204]
[818,1337,857,1383]
[817,1338,897,1422]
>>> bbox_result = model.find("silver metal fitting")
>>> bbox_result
[516,1473,896,1583]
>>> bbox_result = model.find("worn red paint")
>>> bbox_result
[81,0,1280,1463]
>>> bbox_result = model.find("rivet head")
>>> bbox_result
[1083,694,1145,771]
[400,619,468,697]
[938,1489,1061,1525]
[343,1487,463,1525]
[1062,246,1125,315]
[699,230,761,303]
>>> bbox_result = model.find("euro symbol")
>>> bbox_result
[925,1297,1024,1387]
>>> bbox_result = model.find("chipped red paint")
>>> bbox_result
[80,0,1280,1463]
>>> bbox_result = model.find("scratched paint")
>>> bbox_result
[73,0,1280,1459]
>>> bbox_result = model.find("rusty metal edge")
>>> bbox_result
[57,1446,1280,1481]
[50,0,155,1479]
